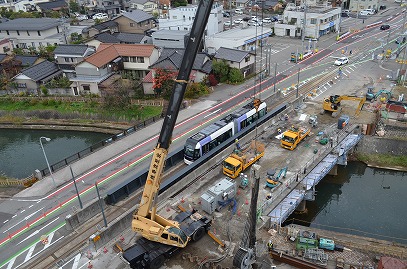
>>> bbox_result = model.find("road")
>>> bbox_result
[0,5,405,269]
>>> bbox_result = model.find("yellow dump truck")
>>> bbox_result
[280,126,310,150]
[223,141,265,179]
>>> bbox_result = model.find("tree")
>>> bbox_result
[101,79,133,110]
[228,68,244,83]
[69,0,80,13]
[212,59,230,83]
[38,44,57,61]
[207,74,218,86]
[152,68,177,100]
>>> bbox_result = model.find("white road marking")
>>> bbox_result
[43,232,54,249]
[23,245,35,263]
[6,257,15,269]
[17,217,59,245]
[72,253,82,269]
[3,208,44,234]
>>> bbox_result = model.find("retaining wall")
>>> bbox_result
[356,136,407,156]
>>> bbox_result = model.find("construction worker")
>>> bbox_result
[235,139,241,150]
[277,128,282,135]
[267,240,274,251]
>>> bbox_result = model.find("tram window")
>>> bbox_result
[253,113,258,121]
[202,143,210,154]
[247,116,253,125]
[209,140,217,150]
[194,149,200,158]
[259,109,266,117]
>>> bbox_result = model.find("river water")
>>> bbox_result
[0,129,109,179]
[1,129,406,245]
[285,162,407,245]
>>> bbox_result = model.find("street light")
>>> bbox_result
[39,137,56,189]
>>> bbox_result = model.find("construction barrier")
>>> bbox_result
[0,176,38,187]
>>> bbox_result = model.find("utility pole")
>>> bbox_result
[273,62,277,93]
[296,68,300,98]
[301,0,307,56]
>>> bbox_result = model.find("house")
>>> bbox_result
[12,0,43,12]
[152,30,189,49]
[0,39,13,54]
[70,43,159,95]
[205,26,273,53]
[11,60,62,95]
[128,0,158,13]
[377,256,407,269]
[86,32,149,48]
[36,0,68,13]
[0,18,67,50]
[274,4,341,39]
[143,48,212,94]
[213,47,255,77]
[158,2,223,36]
[53,44,96,75]
[112,10,155,34]
[349,0,379,11]
[94,0,121,17]
[14,55,41,67]
[233,0,250,9]
[82,21,119,38]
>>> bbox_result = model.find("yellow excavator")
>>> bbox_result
[321,95,366,117]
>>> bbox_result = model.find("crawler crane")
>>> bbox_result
[122,0,214,267]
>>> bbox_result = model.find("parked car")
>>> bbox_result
[342,9,350,14]
[262,18,272,23]
[379,5,386,10]
[234,18,243,24]
[235,8,243,15]
[224,21,235,27]
[395,36,406,44]
[92,13,108,20]
[380,24,390,30]
[334,56,349,66]
[223,11,230,17]
[341,12,349,17]
[363,9,376,15]
[359,10,370,16]
[248,20,262,26]
[270,16,279,22]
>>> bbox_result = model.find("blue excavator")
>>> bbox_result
[366,87,392,101]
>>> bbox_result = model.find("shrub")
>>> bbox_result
[208,74,218,86]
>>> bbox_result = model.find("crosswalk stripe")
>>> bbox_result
[23,245,36,263]
[6,257,15,269]
[72,253,82,269]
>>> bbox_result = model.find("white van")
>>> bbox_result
[235,8,243,15]
[364,9,376,14]
[359,10,370,16]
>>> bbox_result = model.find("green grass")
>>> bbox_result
[355,153,407,168]
[0,99,162,121]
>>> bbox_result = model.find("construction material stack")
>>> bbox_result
[223,141,265,179]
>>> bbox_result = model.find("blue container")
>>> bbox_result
[338,115,350,129]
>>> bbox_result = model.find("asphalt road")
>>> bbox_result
[0,4,405,268]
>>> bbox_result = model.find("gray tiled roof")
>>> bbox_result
[0,54,7,62]
[121,10,153,23]
[54,45,90,56]
[36,0,67,11]
[94,32,121,43]
[21,60,61,81]
[201,60,212,74]
[113,32,145,43]
[14,55,38,67]
[0,18,61,31]
[214,47,252,62]
[150,48,210,72]
[92,21,118,31]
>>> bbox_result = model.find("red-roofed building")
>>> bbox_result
[378,256,407,269]
[70,43,159,95]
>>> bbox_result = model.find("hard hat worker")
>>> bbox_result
[267,240,274,251]
[235,139,241,150]
[277,128,282,135]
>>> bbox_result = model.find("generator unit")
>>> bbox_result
[201,178,237,214]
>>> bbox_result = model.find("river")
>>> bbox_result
[285,162,407,245]
[0,129,109,179]
[1,129,406,245]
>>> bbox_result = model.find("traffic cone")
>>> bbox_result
[103,246,108,253]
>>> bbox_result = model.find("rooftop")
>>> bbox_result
[0,18,62,31]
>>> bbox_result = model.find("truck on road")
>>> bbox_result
[223,141,265,179]
[280,126,310,150]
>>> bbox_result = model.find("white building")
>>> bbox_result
[205,26,273,54]
[158,2,223,36]
[274,3,341,39]
[349,0,379,12]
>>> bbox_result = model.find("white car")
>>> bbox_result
[359,10,370,16]
[262,18,272,23]
[334,57,349,66]
[249,20,262,26]
[235,8,243,15]
[224,21,235,27]
[92,13,108,20]
[233,18,243,24]
[75,14,88,21]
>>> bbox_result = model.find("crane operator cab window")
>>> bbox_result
[167,227,188,245]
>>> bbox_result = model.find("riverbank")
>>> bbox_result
[0,120,133,134]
